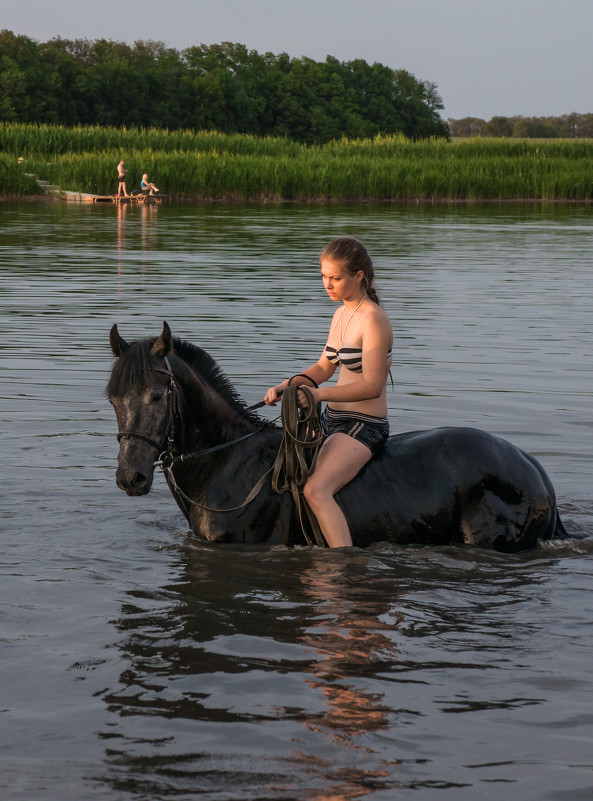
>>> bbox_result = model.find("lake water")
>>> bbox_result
[1,199,592,800]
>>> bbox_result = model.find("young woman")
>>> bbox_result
[265,237,393,548]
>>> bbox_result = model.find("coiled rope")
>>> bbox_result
[271,385,327,547]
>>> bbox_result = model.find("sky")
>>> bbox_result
[2,0,592,121]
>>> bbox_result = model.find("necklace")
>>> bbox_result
[337,293,366,348]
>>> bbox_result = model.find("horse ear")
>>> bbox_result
[152,321,172,358]
[110,324,129,357]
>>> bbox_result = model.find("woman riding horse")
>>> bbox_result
[265,237,393,548]
[108,320,566,551]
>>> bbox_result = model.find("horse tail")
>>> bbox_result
[553,510,571,540]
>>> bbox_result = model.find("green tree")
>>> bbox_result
[487,116,513,137]
[447,117,488,137]
[512,117,559,138]
[0,30,450,141]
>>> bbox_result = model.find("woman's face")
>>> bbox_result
[320,258,363,302]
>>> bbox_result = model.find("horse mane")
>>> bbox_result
[173,337,268,424]
[106,335,270,427]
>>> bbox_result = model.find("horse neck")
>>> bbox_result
[172,357,258,450]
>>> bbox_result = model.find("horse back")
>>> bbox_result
[337,426,557,550]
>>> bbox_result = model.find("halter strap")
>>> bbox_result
[116,356,179,453]
[117,429,163,452]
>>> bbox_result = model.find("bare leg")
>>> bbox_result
[303,433,372,548]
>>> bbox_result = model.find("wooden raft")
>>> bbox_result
[83,194,167,205]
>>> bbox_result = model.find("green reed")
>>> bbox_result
[0,153,43,196]
[3,123,593,200]
[0,123,302,158]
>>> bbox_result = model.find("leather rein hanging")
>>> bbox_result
[270,385,326,547]
[115,363,327,546]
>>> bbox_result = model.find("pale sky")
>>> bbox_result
[2,0,592,120]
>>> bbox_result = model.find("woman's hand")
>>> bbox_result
[264,384,285,406]
[297,387,320,409]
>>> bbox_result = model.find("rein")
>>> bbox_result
[270,386,326,547]
[159,386,326,546]
[153,372,318,468]
[115,362,326,545]
[153,430,257,469]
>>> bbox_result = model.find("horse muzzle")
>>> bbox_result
[115,464,154,496]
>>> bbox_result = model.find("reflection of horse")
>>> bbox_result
[107,322,567,551]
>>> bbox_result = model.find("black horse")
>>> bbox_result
[107,322,567,551]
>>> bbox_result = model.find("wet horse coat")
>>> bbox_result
[107,322,565,551]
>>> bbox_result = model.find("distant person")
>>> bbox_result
[117,160,129,197]
[140,174,160,195]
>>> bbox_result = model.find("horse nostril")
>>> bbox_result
[131,472,147,488]
[116,467,152,496]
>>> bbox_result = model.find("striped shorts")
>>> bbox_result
[320,406,390,456]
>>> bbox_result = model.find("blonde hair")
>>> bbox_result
[320,237,380,305]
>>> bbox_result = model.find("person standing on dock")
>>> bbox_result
[116,160,130,197]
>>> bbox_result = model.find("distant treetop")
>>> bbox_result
[448,114,593,138]
[0,30,450,142]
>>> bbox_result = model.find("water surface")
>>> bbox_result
[1,200,592,800]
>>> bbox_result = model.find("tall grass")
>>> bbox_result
[0,153,42,196]
[3,123,593,201]
[0,123,302,158]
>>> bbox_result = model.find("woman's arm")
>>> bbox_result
[264,358,336,406]
[310,314,392,405]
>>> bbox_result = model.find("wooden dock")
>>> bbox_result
[27,175,167,204]
[82,193,167,204]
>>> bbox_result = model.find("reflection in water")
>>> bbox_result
[298,556,399,739]
[98,547,406,797]
[96,544,556,798]
[140,201,159,252]
[116,201,128,275]
[116,201,160,275]
[294,555,402,798]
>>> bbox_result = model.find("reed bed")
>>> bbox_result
[0,123,302,158]
[3,123,593,201]
[0,153,43,196]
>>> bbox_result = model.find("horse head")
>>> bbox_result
[107,321,180,496]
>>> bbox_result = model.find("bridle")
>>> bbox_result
[116,356,180,457]
[115,355,260,468]
[114,362,326,545]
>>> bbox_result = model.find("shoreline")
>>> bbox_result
[2,193,592,205]
[4,126,593,204]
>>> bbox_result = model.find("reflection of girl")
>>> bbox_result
[265,237,393,548]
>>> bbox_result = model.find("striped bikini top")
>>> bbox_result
[325,297,391,372]
[324,345,392,373]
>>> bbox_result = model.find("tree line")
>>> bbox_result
[0,30,449,143]
[449,114,593,139]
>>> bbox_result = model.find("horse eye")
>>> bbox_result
[152,392,163,403]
